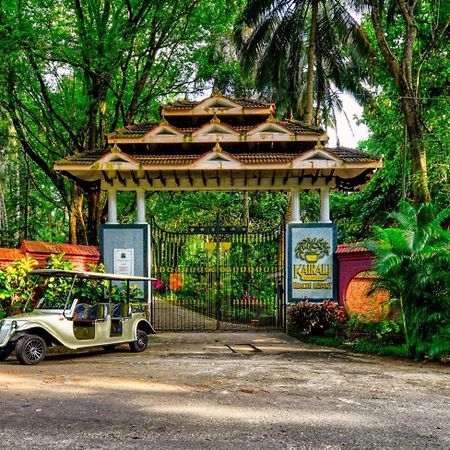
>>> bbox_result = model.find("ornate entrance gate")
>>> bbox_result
[150,219,285,331]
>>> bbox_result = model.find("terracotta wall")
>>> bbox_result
[0,240,100,270]
[335,244,374,307]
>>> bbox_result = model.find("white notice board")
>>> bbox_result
[113,248,135,276]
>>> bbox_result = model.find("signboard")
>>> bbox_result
[114,248,135,276]
[100,224,151,302]
[286,223,337,302]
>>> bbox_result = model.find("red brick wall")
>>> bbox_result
[345,272,390,320]
[0,241,100,270]
[336,245,374,307]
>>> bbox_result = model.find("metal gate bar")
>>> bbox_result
[151,218,285,331]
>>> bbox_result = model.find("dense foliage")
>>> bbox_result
[0,254,141,318]
[366,202,450,359]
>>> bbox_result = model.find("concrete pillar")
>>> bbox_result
[136,189,147,224]
[290,189,301,223]
[320,187,331,223]
[107,189,118,224]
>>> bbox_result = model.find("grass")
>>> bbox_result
[289,330,409,358]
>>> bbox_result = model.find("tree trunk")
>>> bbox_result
[305,0,318,126]
[68,186,89,245]
[399,91,431,203]
[86,189,102,245]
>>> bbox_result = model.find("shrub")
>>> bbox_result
[344,315,404,344]
[0,257,38,315]
[288,300,347,336]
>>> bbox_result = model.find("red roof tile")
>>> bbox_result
[21,241,99,257]
[336,243,371,254]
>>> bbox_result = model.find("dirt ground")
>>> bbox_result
[0,332,449,449]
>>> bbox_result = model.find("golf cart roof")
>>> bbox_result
[29,269,156,282]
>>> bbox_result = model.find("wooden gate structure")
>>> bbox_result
[55,92,382,331]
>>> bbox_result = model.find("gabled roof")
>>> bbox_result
[162,94,272,112]
[56,146,380,168]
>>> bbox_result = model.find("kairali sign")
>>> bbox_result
[286,223,337,302]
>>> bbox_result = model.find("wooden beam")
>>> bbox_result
[116,171,127,187]
[102,171,113,186]
[326,169,335,184]
[145,172,153,187]
[311,170,320,185]
[158,170,166,187]
[173,170,180,187]
[131,171,140,187]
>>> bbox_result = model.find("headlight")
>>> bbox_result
[0,319,11,329]
[0,319,17,330]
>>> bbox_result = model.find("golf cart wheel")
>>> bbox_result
[0,345,13,362]
[15,335,46,365]
[129,329,148,353]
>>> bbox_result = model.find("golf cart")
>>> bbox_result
[0,269,156,365]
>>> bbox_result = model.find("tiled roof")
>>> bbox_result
[280,119,324,135]
[336,243,371,254]
[0,248,25,265]
[57,151,108,165]
[109,119,323,139]
[327,147,377,162]
[236,153,299,164]
[109,122,156,138]
[162,96,271,110]
[58,148,378,167]
[21,240,100,257]
[136,155,200,165]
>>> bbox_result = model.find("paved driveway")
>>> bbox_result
[0,332,449,449]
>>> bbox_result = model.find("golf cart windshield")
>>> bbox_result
[29,269,154,310]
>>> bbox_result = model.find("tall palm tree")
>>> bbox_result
[235,0,372,125]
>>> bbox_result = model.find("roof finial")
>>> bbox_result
[159,114,169,126]
[266,112,276,123]
[213,138,222,153]
[289,109,294,121]
[213,90,222,98]
[314,139,325,150]
[210,114,221,124]
[111,143,121,153]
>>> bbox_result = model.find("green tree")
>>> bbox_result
[356,0,449,203]
[235,0,371,123]
[366,202,450,358]
[0,0,240,244]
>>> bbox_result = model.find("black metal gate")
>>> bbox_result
[150,218,285,331]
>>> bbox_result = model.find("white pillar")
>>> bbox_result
[320,187,331,223]
[136,189,147,224]
[107,189,118,224]
[291,189,302,223]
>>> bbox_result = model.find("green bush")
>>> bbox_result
[344,316,404,345]
[366,201,450,359]
[0,258,38,315]
[288,300,347,336]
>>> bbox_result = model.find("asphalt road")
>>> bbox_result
[0,332,449,449]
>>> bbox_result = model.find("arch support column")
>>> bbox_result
[290,189,301,223]
[320,187,331,223]
[107,189,118,224]
[136,189,147,224]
